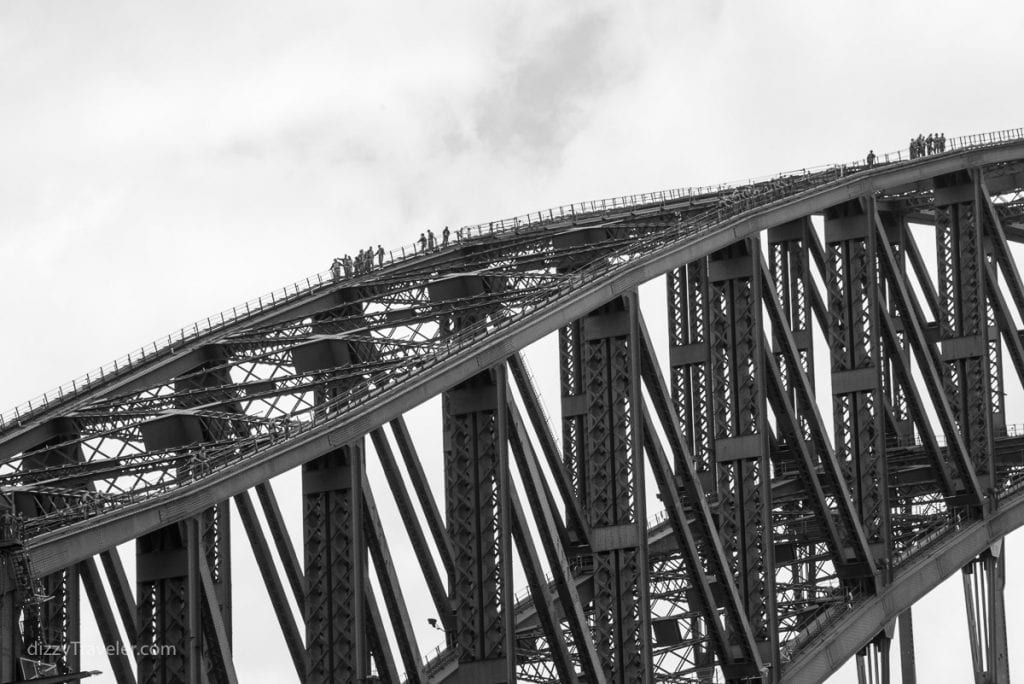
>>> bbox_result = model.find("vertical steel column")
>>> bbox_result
[962,540,1009,684]
[874,212,914,446]
[303,441,367,683]
[137,357,236,683]
[442,367,513,682]
[667,259,713,475]
[767,218,816,406]
[0,573,18,682]
[137,525,190,684]
[898,609,916,684]
[856,632,892,684]
[668,258,719,683]
[561,294,652,682]
[560,319,586,499]
[934,171,997,494]
[706,238,776,681]
[15,431,84,676]
[297,303,375,683]
[825,199,890,562]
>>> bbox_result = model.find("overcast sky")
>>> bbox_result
[2,1,1023,682]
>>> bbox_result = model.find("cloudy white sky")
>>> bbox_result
[2,1,1023,681]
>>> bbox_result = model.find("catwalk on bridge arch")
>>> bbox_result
[3,130,1024,684]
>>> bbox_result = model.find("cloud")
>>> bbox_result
[472,6,635,166]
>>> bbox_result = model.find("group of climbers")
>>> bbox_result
[866,131,949,168]
[417,225,452,253]
[331,224,463,281]
[910,132,946,158]
[331,245,386,282]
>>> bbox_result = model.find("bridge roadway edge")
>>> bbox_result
[19,140,1024,680]
[782,490,1024,682]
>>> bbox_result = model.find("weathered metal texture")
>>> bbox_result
[706,239,777,679]
[824,199,890,559]
[442,368,513,679]
[561,295,652,681]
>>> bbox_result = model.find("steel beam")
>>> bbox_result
[362,473,428,684]
[390,418,455,581]
[369,426,454,634]
[507,352,590,547]
[760,255,878,579]
[100,549,137,648]
[365,583,401,684]
[254,482,304,613]
[196,543,238,684]
[897,610,916,684]
[637,314,764,676]
[79,556,135,684]
[961,540,1009,684]
[508,482,579,684]
[233,491,304,680]
[505,392,605,684]
[873,211,983,504]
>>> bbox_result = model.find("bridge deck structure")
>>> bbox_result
[3,128,1024,683]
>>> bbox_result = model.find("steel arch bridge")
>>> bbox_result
[3,129,1024,684]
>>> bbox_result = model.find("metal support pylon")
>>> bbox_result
[934,171,1000,495]
[303,441,368,682]
[442,366,514,682]
[824,199,890,564]
[897,609,916,684]
[962,540,1010,684]
[706,239,776,682]
[855,628,893,684]
[561,293,652,682]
